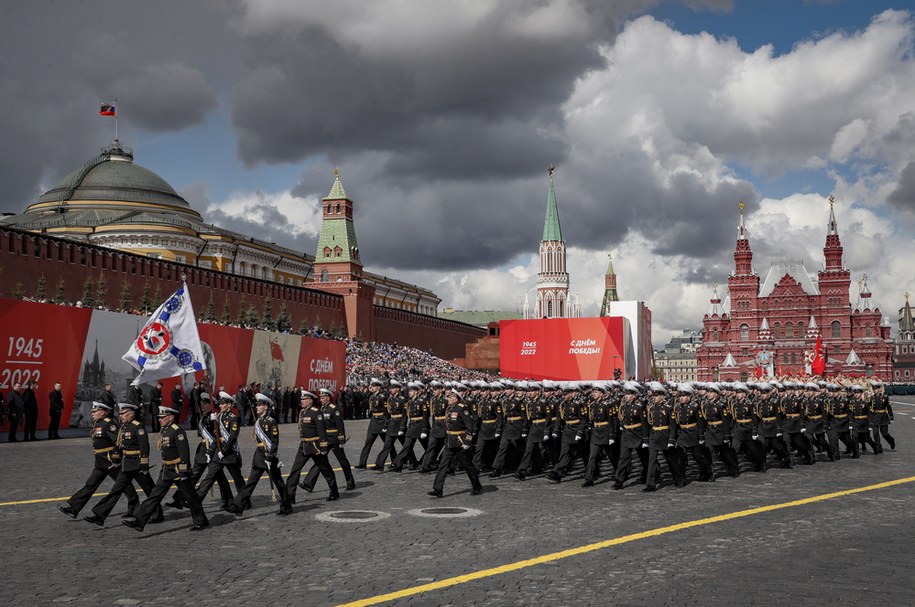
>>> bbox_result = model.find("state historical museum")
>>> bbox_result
[697,198,893,380]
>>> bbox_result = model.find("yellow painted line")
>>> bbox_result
[337,475,915,607]
[0,467,351,507]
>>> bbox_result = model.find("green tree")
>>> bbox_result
[221,297,232,325]
[276,302,291,333]
[298,317,310,335]
[118,280,132,311]
[53,279,67,305]
[236,299,249,326]
[95,273,108,308]
[261,296,275,331]
[139,283,152,314]
[34,274,48,301]
[245,302,261,328]
[12,283,24,300]
[80,277,95,308]
[203,294,216,322]
[152,284,162,308]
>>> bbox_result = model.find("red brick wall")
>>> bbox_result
[373,306,485,360]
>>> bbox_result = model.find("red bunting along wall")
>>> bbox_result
[0,298,345,431]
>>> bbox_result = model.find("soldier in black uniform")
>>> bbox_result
[514,382,552,480]
[428,388,483,497]
[827,384,858,458]
[391,382,429,471]
[374,380,406,470]
[804,383,835,461]
[851,384,878,453]
[85,403,161,526]
[58,402,139,518]
[780,382,814,464]
[673,384,714,482]
[755,383,793,469]
[420,381,448,472]
[729,382,766,472]
[613,382,650,490]
[582,382,619,487]
[48,381,64,439]
[700,383,739,477]
[196,392,246,507]
[123,405,209,531]
[491,382,527,477]
[547,383,590,483]
[868,381,895,452]
[301,388,356,491]
[286,390,340,502]
[644,382,685,491]
[230,394,292,516]
[356,378,388,468]
[472,382,502,473]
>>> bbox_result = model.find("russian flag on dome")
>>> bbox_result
[99,103,116,116]
[123,283,205,386]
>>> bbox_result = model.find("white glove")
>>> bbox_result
[205,454,211,463]
[265,460,272,470]
[494,433,500,438]
[849,426,854,431]
[752,435,759,441]
[575,435,582,441]
[521,433,528,438]
[551,433,558,439]
[543,434,550,441]
[420,433,428,439]
[800,428,807,434]
[776,432,782,437]
[608,439,615,446]
[666,442,674,449]
[698,439,705,445]
[641,441,648,448]
[398,430,404,436]
[209,413,217,421]
[461,444,471,450]
[217,451,224,460]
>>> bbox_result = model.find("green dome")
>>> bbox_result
[34,146,192,211]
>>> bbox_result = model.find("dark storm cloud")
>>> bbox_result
[111,64,218,132]
[206,195,315,255]
[887,161,915,214]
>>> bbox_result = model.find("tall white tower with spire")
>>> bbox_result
[534,165,570,318]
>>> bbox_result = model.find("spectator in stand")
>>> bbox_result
[23,381,39,441]
[7,383,24,442]
[235,384,249,426]
[48,381,65,439]
[170,381,184,414]
[150,382,163,432]
[282,387,292,423]
[189,382,202,430]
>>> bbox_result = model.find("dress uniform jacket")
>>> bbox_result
[557,398,588,444]
[524,397,551,443]
[299,405,329,454]
[851,398,871,433]
[672,399,704,447]
[367,391,389,434]
[253,415,281,468]
[429,394,448,439]
[118,419,151,472]
[385,392,408,435]
[729,398,757,439]
[404,396,428,440]
[212,410,241,465]
[322,402,348,445]
[647,401,677,448]
[588,396,617,444]
[616,398,648,448]
[779,393,805,434]
[827,394,852,431]
[498,397,527,440]
[803,394,828,434]
[868,392,893,425]
[158,423,192,480]
[474,398,501,441]
[754,397,781,439]
[92,415,122,470]
[444,401,474,448]
[700,396,730,446]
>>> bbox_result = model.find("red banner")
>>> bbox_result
[499,317,626,381]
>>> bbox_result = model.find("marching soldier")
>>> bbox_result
[356,378,388,469]
[729,382,766,472]
[851,384,878,453]
[700,383,739,477]
[195,392,247,507]
[612,382,649,490]
[286,390,340,503]
[472,382,502,473]
[420,381,448,472]
[582,382,619,487]
[644,382,685,491]
[301,388,356,491]
[868,381,895,453]
[230,393,292,516]
[547,383,590,483]
[780,382,814,465]
[514,382,552,480]
[754,383,792,469]
[373,379,406,470]
[123,405,209,531]
[804,383,835,461]
[58,402,139,519]
[673,384,714,482]
[827,384,858,459]
[85,403,161,526]
[428,387,483,498]
[490,382,527,478]
[392,382,429,471]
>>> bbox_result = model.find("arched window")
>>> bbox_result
[320,269,329,282]
[865,326,871,337]
[831,321,841,338]
[786,324,794,338]
[739,323,749,340]
[773,323,781,338]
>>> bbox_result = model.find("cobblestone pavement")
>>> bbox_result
[2,397,915,607]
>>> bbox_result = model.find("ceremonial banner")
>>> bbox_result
[499,317,627,381]
[122,284,205,386]
[294,336,346,396]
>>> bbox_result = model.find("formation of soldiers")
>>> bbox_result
[56,375,896,531]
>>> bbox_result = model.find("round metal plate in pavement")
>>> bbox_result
[315,510,391,523]
[406,507,484,519]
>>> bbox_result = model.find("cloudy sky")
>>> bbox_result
[4,0,915,346]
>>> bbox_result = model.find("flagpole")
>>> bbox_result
[114,96,119,145]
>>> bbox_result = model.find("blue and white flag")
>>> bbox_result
[123,283,205,386]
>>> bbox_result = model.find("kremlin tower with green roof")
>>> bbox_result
[535,166,570,318]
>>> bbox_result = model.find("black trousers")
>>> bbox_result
[420,434,446,471]
[808,432,835,460]
[871,424,895,453]
[472,438,499,471]
[67,466,139,516]
[7,414,20,441]
[24,411,38,440]
[235,464,289,512]
[197,459,246,503]
[303,444,354,490]
[172,461,232,507]
[91,468,159,521]
[358,429,385,467]
[646,446,686,488]
[615,446,649,485]
[135,472,207,529]
[828,429,858,458]
[286,448,338,502]
[762,436,792,466]
[374,432,402,468]
[786,432,814,464]
[393,437,421,468]
[585,441,619,482]
[681,444,714,480]
[733,436,766,471]
[433,447,480,493]
[710,443,740,476]
[48,411,62,439]
[551,440,588,478]
[492,436,525,473]
[853,427,877,452]
[518,438,551,475]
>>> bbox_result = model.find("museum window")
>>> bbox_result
[865,326,871,337]
[831,321,841,338]
[739,324,749,340]
[321,269,329,282]
[786,324,794,338]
